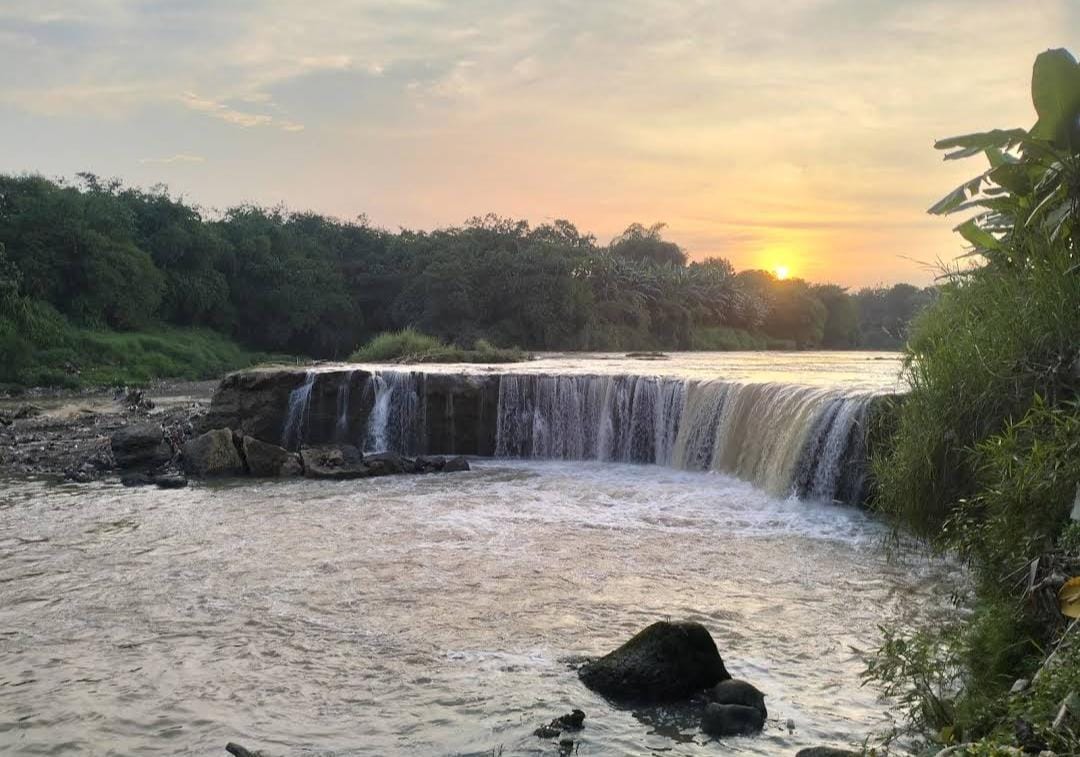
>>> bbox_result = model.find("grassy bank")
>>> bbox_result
[1,324,268,391]
[350,328,530,364]
[864,49,1080,754]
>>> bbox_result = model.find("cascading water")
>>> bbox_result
[277,367,879,505]
[335,370,355,441]
[363,371,425,454]
[281,370,316,450]
[493,374,877,504]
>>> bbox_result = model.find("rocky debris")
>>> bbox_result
[795,749,863,757]
[534,709,586,739]
[300,444,370,479]
[111,423,172,469]
[700,702,765,737]
[706,679,767,720]
[242,436,303,477]
[182,429,244,476]
[1,404,44,423]
[578,620,730,703]
[116,387,154,412]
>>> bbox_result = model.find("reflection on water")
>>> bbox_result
[0,460,954,755]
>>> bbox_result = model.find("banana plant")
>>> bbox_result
[929,48,1080,269]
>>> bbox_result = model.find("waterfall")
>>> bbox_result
[364,371,425,454]
[335,370,355,441]
[493,374,877,504]
[495,375,685,463]
[281,370,316,450]
[276,367,878,505]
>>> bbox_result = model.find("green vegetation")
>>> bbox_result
[867,48,1080,753]
[350,329,528,364]
[0,171,930,388]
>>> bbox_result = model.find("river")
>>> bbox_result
[0,352,956,755]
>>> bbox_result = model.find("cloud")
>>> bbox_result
[138,153,205,165]
[179,91,302,131]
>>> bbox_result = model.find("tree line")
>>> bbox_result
[0,172,933,384]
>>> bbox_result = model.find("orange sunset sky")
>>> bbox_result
[2,0,1078,286]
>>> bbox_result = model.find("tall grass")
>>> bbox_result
[866,243,1080,748]
[873,246,1080,536]
[350,329,529,364]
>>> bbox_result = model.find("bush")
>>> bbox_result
[350,329,529,364]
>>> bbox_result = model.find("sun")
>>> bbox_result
[774,265,790,280]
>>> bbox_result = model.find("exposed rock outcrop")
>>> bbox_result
[182,429,244,476]
[300,444,370,479]
[111,423,171,469]
[578,620,730,703]
[242,436,302,477]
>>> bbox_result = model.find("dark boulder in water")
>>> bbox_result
[443,455,470,473]
[578,620,730,702]
[363,451,413,476]
[242,436,302,477]
[225,743,266,757]
[795,749,862,757]
[706,678,767,719]
[700,702,765,737]
[111,423,171,469]
[183,428,244,476]
[152,471,188,489]
[300,444,370,479]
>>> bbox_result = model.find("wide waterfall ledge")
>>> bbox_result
[203,365,898,505]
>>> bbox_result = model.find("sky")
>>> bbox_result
[1,1,1078,287]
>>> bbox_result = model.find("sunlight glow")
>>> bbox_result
[775,265,790,280]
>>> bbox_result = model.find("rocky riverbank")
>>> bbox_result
[0,380,215,481]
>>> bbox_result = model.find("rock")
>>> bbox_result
[578,620,730,702]
[364,451,414,476]
[1010,678,1030,694]
[225,744,266,757]
[534,709,586,738]
[701,702,764,737]
[300,444,370,479]
[242,436,303,477]
[443,456,470,473]
[153,472,188,489]
[707,679,767,719]
[795,749,863,757]
[111,423,171,469]
[64,465,98,483]
[416,455,446,472]
[120,472,154,487]
[182,429,244,476]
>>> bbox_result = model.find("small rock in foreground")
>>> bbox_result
[701,702,765,737]
[534,709,586,739]
[707,678,767,719]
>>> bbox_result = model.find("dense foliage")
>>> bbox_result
[0,173,930,387]
[869,48,1080,754]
